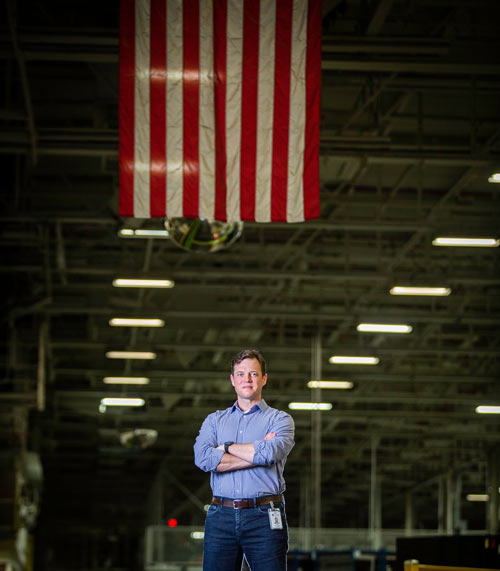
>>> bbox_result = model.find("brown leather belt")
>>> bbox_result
[212,495,283,509]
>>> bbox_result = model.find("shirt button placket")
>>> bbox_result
[235,415,243,498]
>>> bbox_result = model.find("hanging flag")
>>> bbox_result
[119,0,321,223]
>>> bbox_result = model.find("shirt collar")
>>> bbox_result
[231,399,268,414]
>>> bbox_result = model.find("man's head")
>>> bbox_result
[230,349,267,408]
[231,349,266,376]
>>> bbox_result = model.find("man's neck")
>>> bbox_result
[237,397,262,413]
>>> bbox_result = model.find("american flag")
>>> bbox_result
[119,0,321,223]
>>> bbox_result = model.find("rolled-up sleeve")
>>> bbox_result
[194,413,224,472]
[253,411,295,466]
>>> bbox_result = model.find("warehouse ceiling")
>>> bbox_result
[1,0,500,550]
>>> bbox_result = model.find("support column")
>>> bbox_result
[437,476,445,532]
[301,470,312,550]
[487,447,500,534]
[453,473,462,532]
[310,334,322,547]
[405,491,414,535]
[445,470,459,534]
[443,470,464,533]
[37,320,48,412]
[369,436,381,549]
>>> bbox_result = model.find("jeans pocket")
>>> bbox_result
[206,503,221,516]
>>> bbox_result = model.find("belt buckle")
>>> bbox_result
[232,499,240,509]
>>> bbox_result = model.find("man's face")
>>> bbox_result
[230,357,267,402]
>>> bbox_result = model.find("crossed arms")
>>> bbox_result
[215,432,276,472]
[193,410,295,474]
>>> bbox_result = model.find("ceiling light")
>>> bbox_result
[103,377,150,385]
[466,494,489,502]
[109,318,165,327]
[475,405,500,414]
[432,237,499,247]
[329,356,379,365]
[357,323,412,333]
[288,402,332,411]
[100,397,145,407]
[307,380,354,389]
[112,278,175,288]
[105,351,156,359]
[487,173,500,183]
[390,286,451,296]
[118,228,170,238]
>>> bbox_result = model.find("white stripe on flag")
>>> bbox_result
[199,0,216,220]
[287,0,307,222]
[134,0,151,217]
[255,0,276,223]
[226,0,244,222]
[166,0,183,217]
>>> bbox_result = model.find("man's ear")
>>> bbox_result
[230,374,235,387]
[262,374,267,386]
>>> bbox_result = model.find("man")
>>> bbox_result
[194,349,295,570]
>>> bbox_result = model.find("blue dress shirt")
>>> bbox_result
[194,399,295,499]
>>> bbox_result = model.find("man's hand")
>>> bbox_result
[216,432,276,451]
[215,433,277,467]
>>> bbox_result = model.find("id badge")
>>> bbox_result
[268,508,283,530]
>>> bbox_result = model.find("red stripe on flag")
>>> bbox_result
[271,0,293,222]
[239,0,260,221]
[183,0,200,218]
[150,0,167,217]
[304,0,321,219]
[119,0,135,217]
[213,0,227,222]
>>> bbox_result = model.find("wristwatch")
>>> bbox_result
[224,441,234,454]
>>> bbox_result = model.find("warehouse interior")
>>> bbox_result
[1,0,500,569]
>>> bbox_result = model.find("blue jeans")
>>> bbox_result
[203,500,289,570]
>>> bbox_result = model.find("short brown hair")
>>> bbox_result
[231,349,266,376]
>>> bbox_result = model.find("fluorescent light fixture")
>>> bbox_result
[466,494,489,502]
[329,356,379,365]
[432,237,499,247]
[105,351,157,359]
[288,402,333,411]
[103,377,150,385]
[307,380,354,390]
[118,228,169,238]
[113,278,175,288]
[475,405,500,414]
[135,229,169,237]
[390,286,451,296]
[109,318,165,327]
[357,323,412,333]
[100,397,145,407]
[487,173,500,183]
